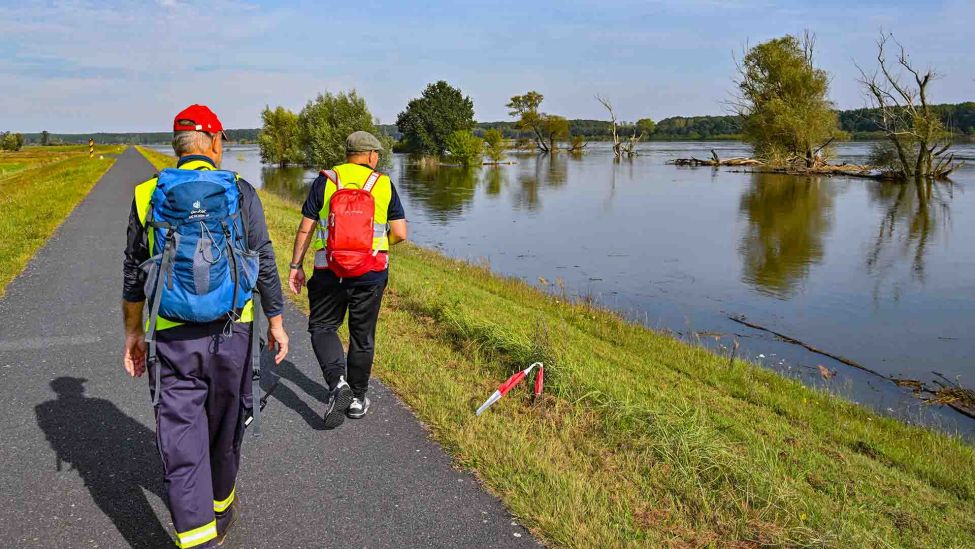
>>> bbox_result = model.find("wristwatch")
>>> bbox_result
[289,262,303,270]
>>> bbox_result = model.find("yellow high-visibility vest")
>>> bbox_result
[311,163,393,254]
[133,159,254,330]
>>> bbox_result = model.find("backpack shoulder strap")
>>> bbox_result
[362,171,381,193]
[320,169,341,190]
[234,175,250,246]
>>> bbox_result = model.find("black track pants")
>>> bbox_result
[307,273,386,398]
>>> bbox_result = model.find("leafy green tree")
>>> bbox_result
[736,32,841,167]
[40,131,50,146]
[507,91,551,152]
[636,118,655,137]
[540,115,570,152]
[445,130,483,166]
[0,132,24,151]
[258,106,303,168]
[298,90,392,169]
[396,81,475,156]
[483,129,505,163]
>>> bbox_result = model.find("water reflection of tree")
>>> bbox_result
[485,167,505,197]
[398,160,480,222]
[865,180,952,283]
[543,153,568,187]
[739,173,835,298]
[261,166,313,202]
[512,154,568,211]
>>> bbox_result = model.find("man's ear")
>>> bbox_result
[211,135,222,155]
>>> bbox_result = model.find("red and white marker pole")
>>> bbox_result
[476,362,544,416]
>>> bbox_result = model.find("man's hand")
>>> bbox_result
[123,332,147,377]
[266,315,289,364]
[288,267,306,295]
[122,299,147,377]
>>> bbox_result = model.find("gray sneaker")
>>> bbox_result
[324,376,353,429]
[347,396,370,419]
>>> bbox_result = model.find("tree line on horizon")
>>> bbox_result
[11,101,973,150]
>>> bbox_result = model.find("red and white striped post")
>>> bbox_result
[475,362,544,416]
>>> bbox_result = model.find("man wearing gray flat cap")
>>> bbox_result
[287,131,407,428]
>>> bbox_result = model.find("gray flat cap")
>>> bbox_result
[346,131,384,152]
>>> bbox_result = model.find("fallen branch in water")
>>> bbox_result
[728,315,884,377]
[730,314,975,420]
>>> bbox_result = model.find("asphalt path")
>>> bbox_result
[0,147,536,548]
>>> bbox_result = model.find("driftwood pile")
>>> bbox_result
[670,149,900,180]
[669,150,761,167]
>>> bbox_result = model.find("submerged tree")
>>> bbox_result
[396,81,475,156]
[507,91,571,153]
[596,95,646,159]
[445,130,483,166]
[540,115,570,153]
[507,91,546,151]
[483,129,506,163]
[735,32,842,167]
[298,90,392,169]
[856,32,962,182]
[258,106,303,168]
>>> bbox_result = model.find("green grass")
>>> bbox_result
[136,146,176,171]
[138,147,975,548]
[0,145,124,295]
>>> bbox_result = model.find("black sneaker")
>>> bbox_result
[324,376,353,429]
[347,396,370,419]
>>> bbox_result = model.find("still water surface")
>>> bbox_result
[159,142,975,435]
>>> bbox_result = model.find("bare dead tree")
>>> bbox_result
[596,94,644,159]
[856,32,962,182]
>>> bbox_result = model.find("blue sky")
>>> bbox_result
[2,0,973,133]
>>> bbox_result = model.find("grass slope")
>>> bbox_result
[138,148,975,548]
[0,145,123,295]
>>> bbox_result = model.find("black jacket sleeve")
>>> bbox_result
[239,179,285,318]
[122,199,149,302]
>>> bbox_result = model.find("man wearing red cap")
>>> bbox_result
[121,105,288,548]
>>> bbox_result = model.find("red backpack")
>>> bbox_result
[318,169,385,278]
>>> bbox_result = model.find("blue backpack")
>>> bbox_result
[142,168,268,434]
[143,168,258,324]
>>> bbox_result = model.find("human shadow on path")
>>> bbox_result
[265,359,328,430]
[35,377,171,548]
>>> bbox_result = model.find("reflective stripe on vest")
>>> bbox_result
[311,163,392,254]
[133,159,254,330]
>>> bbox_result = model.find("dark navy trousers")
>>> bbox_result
[149,320,252,548]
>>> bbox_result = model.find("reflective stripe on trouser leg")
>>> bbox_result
[176,520,217,548]
[213,486,235,513]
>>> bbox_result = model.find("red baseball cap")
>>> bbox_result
[173,104,229,140]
